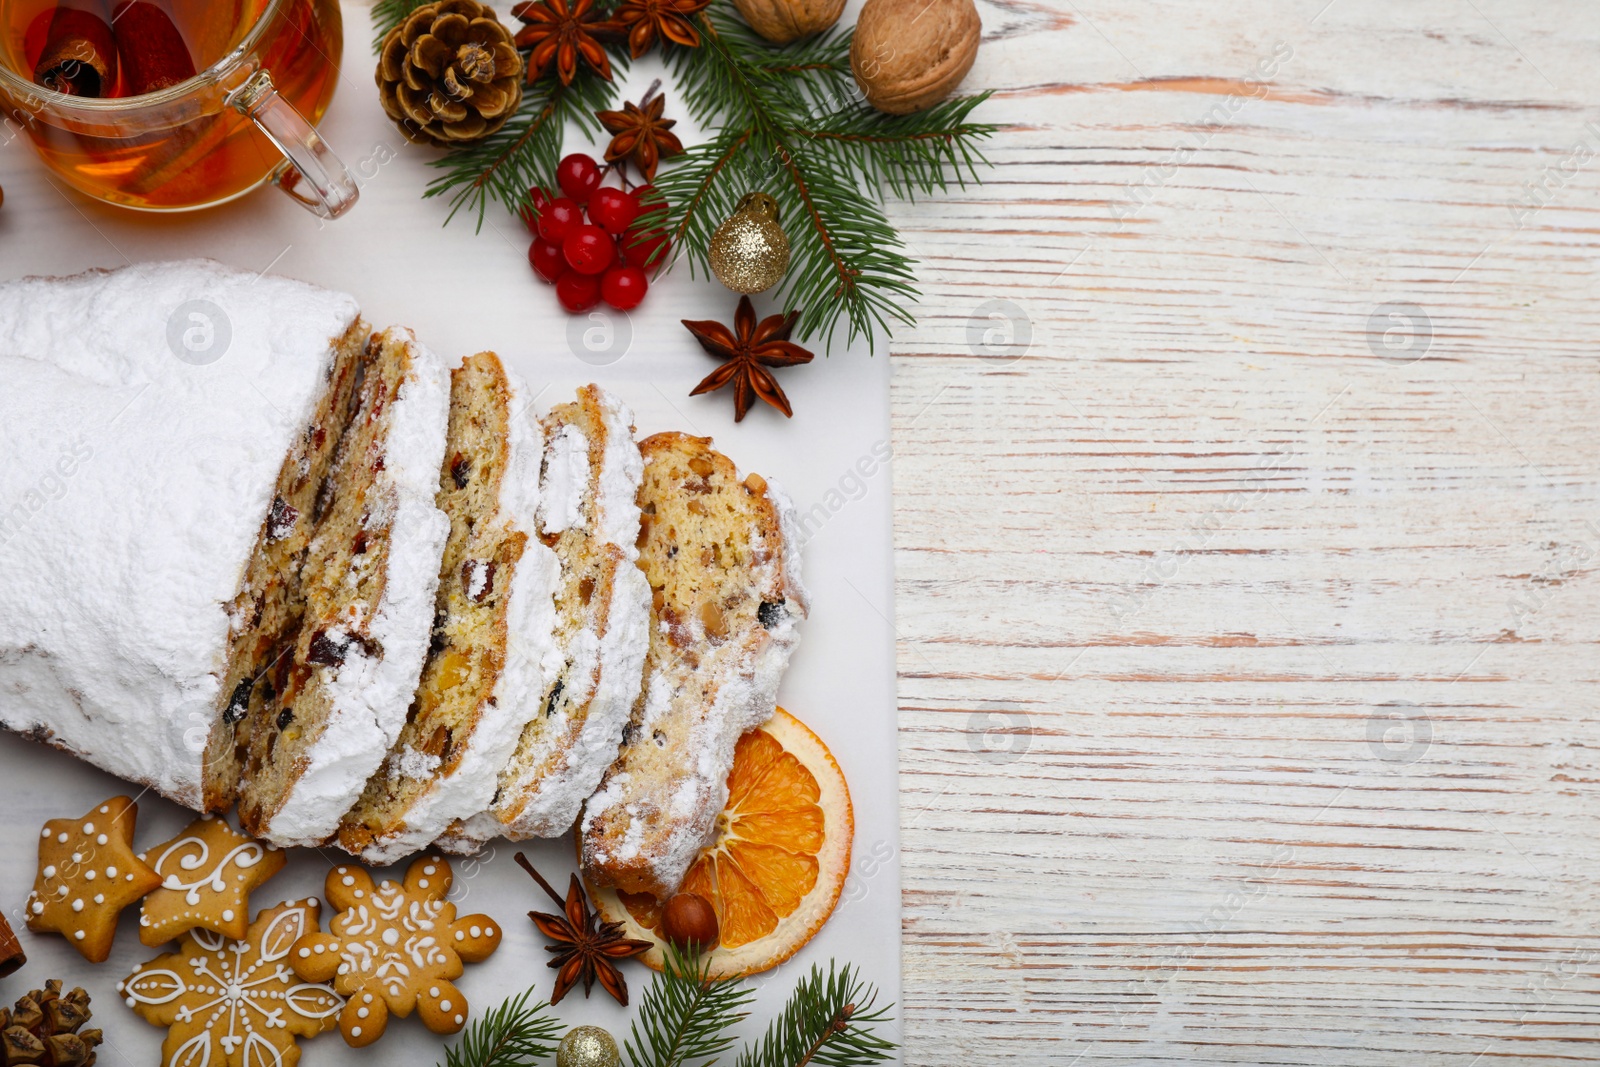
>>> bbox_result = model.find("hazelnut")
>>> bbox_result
[661,892,719,951]
[731,0,844,44]
[849,0,981,115]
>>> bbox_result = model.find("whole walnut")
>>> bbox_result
[849,0,980,115]
[732,0,844,44]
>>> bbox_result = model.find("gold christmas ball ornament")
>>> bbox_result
[708,192,790,294]
[557,1026,621,1067]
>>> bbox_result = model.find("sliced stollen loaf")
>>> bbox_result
[0,260,364,810]
[236,327,451,847]
[336,353,563,863]
[580,432,808,897]
[442,384,649,849]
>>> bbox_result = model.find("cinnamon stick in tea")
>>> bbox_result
[112,1,196,95]
[33,4,118,97]
[0,911,25,978]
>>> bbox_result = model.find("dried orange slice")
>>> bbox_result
[587,707,853,979]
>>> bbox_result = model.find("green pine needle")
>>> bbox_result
[652,4,995,352]
[439,987,562,1067]
[735,962,897,1067]
[625,944,753,1067]
[423,63,623,231]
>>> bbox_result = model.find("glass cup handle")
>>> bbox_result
[227,69,358,220]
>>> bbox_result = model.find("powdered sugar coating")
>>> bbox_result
[592,388,646,552]
[353,363,564,865]
[0,260,359,807]
[762,477,811,617]
[260,328,451,847]
[536,424,587,535]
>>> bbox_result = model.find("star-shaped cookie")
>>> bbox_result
[138,813,286,946]
[25,795,163,962]
[119,898,343,1067]
[290,855,501,1046]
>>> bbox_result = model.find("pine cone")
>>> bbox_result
[377,0,525,147]
[0,981,101,1067]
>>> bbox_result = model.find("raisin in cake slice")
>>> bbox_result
[442,384,649,849]
[235,327,451,847]
[335,353,563,863]
[0,260,363,810]
[579,432,807,897]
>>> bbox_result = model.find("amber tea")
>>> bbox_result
[0,0,347,212]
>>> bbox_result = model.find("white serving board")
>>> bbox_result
[0,4,903,1062]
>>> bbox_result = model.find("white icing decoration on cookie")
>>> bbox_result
[148,836,267,907]
[121,907,342,1067]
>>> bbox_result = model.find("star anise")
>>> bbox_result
[511,0,613,85]
[515,852,650,1006]
[606,0,710,57]
[685,296,815,421]
[597,91,683,181]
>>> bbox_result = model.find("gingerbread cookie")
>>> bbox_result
[290,855,500,1046]
[119,898,343,1067]
[25,795,163,962]
[138,813,286,946]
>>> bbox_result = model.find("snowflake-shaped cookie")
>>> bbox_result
[118,898,343,1067]
[290,855,500,1047]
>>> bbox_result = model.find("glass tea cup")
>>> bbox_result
[0,0,358,216]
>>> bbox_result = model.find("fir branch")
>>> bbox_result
[800,93,994,200]
[371,0,431,50]
[735,963,897,1067]
[439,987,562,1067]
[422,64,622,231]
[653,4,994,351]
[625,944,752,1067]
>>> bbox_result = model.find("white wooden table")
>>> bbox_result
[888,1,1600,1062]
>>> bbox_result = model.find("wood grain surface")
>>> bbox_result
[885,1,1600,1062]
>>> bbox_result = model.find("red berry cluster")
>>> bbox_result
[525,152,673,314]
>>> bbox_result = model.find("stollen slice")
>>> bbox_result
[579,432,808,897]
[236,326,451,847]
[336,352,562,863]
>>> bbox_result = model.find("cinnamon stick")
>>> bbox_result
[0,911,25,978]
[33,5,118,97]
[112,2,196,95]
